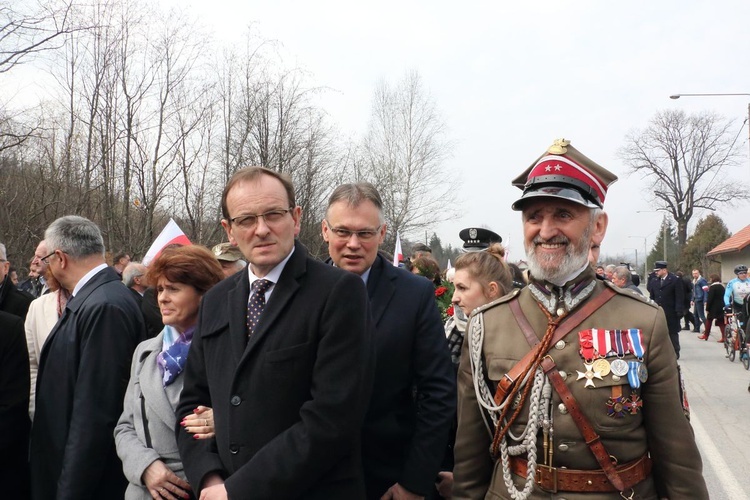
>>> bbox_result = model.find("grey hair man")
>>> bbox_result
[612,265,643,295]
[122,262,148,296]
[322,182,455,499]
[0,242,33,319]
[18,240,50,298]
[604,263,616,281]
[29,215,146,499]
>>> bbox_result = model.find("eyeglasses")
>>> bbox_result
[325,220,382,241]
[40,251,57,265]
[229,208,293,229]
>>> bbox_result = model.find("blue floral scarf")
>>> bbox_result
[157,324,195,387]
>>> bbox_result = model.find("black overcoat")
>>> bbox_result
[648,272,684,334]
[176,242,375,499]
[0,274,33,320]
[360,255,456,498]
[0,311,31,499]
[30,266,146,500]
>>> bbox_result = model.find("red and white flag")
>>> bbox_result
[393,233,404,267]
[392,232,403,267]
[143,218,191,265]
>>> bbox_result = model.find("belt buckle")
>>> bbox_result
[536,464,558,494]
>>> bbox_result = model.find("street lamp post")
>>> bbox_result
[623,247,639,273]
[636,211,669,261]
[628,236,648,280]
[669,93,750,177]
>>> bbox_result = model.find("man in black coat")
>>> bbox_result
[177,167,375,499]
[29,216,146,500]
[322,183,456,500]
[0,243,33,320]
[0,310,31,499]
[648,260,685,358]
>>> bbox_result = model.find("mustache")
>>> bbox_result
[532,236,570,246]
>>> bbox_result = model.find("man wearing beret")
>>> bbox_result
[453,139,707,499]
[647,261,685,358]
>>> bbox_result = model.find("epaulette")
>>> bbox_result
[601,279,658,308]
[470,287,522,317]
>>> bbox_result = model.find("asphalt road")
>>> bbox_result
[678,325,750,499]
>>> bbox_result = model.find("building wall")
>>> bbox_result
[716,250,750,283]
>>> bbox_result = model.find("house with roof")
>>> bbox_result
[707,225,750,281]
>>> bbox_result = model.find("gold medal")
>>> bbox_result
[592,358,611,377]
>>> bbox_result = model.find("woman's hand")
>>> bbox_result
[181,405,215,439]
[142,459,191,499]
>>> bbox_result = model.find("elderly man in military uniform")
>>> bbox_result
[452,139,707,499]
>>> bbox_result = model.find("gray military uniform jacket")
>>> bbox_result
[114,331,189,500]
[453,268,708,499]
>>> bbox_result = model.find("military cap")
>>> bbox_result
[511,138,618,210]
[212,242,243,262]
[459,227,502,252]
[653,261,668,270]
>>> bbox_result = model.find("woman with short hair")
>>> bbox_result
[115,245,223,500]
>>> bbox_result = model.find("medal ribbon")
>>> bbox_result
[610,330,627,357]
[627,329,644,359]
[627,361,641,389]
[578,329,595,361]
[593,328,612,358]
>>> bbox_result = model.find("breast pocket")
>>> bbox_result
[265,341,314,363]
[582,360,644,434]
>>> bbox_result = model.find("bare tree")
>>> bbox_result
[620,109,747,247]
[358,70,456,249]
[0,0,77,73]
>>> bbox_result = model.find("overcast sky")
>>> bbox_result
[9,0,750,267]
[185,0,750,264]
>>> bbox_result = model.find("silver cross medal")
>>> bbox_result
[576,363,603,388]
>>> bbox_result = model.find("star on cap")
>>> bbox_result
[511,138,618,211]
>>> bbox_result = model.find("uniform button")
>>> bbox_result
[555,340,566,350]
[558,370,567,380]
[229,444,239,454]
[558,403,568,415]
[556,308,565,317]
[230,395,241,406]
[558,443,569,452]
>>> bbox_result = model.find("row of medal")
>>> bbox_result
[576,329,648,418]
[575,328,649,388]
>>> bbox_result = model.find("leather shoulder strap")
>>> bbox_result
[542,357,626,492]
[494,287,616,404]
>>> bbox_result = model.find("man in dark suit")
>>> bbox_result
[0,242,33,320]
[0,310,31,499]
[648,260,685,358]
[29,216,146,500]
[322,183,456,500]
[176,167,375,499]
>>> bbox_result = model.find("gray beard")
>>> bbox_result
[525,224,592,284]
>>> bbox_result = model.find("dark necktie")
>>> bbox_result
[247,279,273,336]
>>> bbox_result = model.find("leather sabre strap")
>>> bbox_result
[493,287,616,405]
[541,356,626,492]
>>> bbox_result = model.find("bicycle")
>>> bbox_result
[724,313,750,370]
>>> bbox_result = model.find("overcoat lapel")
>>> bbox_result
[139,345,181,429]
[227,275,251,366]
[367,255,396,326]
[240,242,305,364]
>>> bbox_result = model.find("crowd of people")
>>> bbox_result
[0,138,714,499]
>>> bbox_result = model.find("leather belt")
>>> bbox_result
[509,454,652,493]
